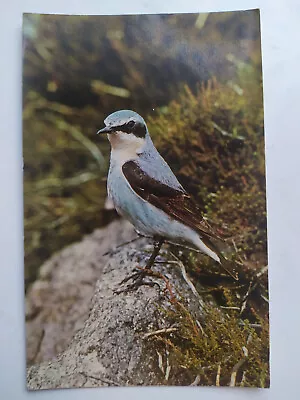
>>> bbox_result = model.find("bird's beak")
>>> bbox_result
[97,126,113,134]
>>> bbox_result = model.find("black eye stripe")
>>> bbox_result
[115,121,147,138]
[115,122,132,133]
[127,120,135,128]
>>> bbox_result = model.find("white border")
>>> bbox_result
[1,0,300,399]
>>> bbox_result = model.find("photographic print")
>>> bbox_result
[24,9,269,389]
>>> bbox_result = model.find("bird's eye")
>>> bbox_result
[127,120,135,128]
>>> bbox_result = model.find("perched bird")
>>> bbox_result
[97,110,238,289]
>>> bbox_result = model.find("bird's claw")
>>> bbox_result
[113,266,161,295]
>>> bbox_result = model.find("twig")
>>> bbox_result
[240,371,247,386]
[229,335,251,387]
[142,327,178,339]
[157,351,164,374]
[80,372,120,386]
[212,121,245,141]
[190,375,201,386]
[170,252,202,301]
[231,238,244,264]
[169,252,208,328]
[102,236,143,256]
[196,319,207,337]
[229,356,247,387]
[216,364,221,386]
[165,349,171,381]
[256,265,268,278]
[261,294,269,303]
[154,260,180,265]
[247,334,253,345]
[197,283,246,294]
[132,267,176,301]
[240,280,258,314]
[232,238,238,253]
[239,322,262,329]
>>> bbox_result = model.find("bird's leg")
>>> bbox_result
[145,237,165,269]
[114,237,165,294]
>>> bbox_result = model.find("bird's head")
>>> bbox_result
[97,110,148,153]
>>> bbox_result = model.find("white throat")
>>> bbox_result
[108,132,145,165]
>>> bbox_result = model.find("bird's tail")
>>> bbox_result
[218,253,239,281]
[199,235,239,280]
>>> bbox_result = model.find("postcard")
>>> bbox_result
[23,9,269,389]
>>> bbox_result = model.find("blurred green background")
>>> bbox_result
[23,10,264,289]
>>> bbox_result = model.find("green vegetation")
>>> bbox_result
[23,93,112,287]
[145,300,269,387]
[144,78,269,387]
[150,77,266,268]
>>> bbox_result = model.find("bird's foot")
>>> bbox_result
[114,266,175,300]
[113,266,162,295]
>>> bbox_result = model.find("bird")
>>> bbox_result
[97,110,238,290]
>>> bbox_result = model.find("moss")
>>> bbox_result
[145,299,269,387]
[143,78,269,387]
[148,78,267,273]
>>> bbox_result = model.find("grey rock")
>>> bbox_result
[26,219,206,389]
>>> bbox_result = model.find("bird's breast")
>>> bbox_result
[107,163,135,214]
[109,134,144,165]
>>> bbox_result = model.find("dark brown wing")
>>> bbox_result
[122,160,221,241]
[122,161,238,280]
[122,160,238,280]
